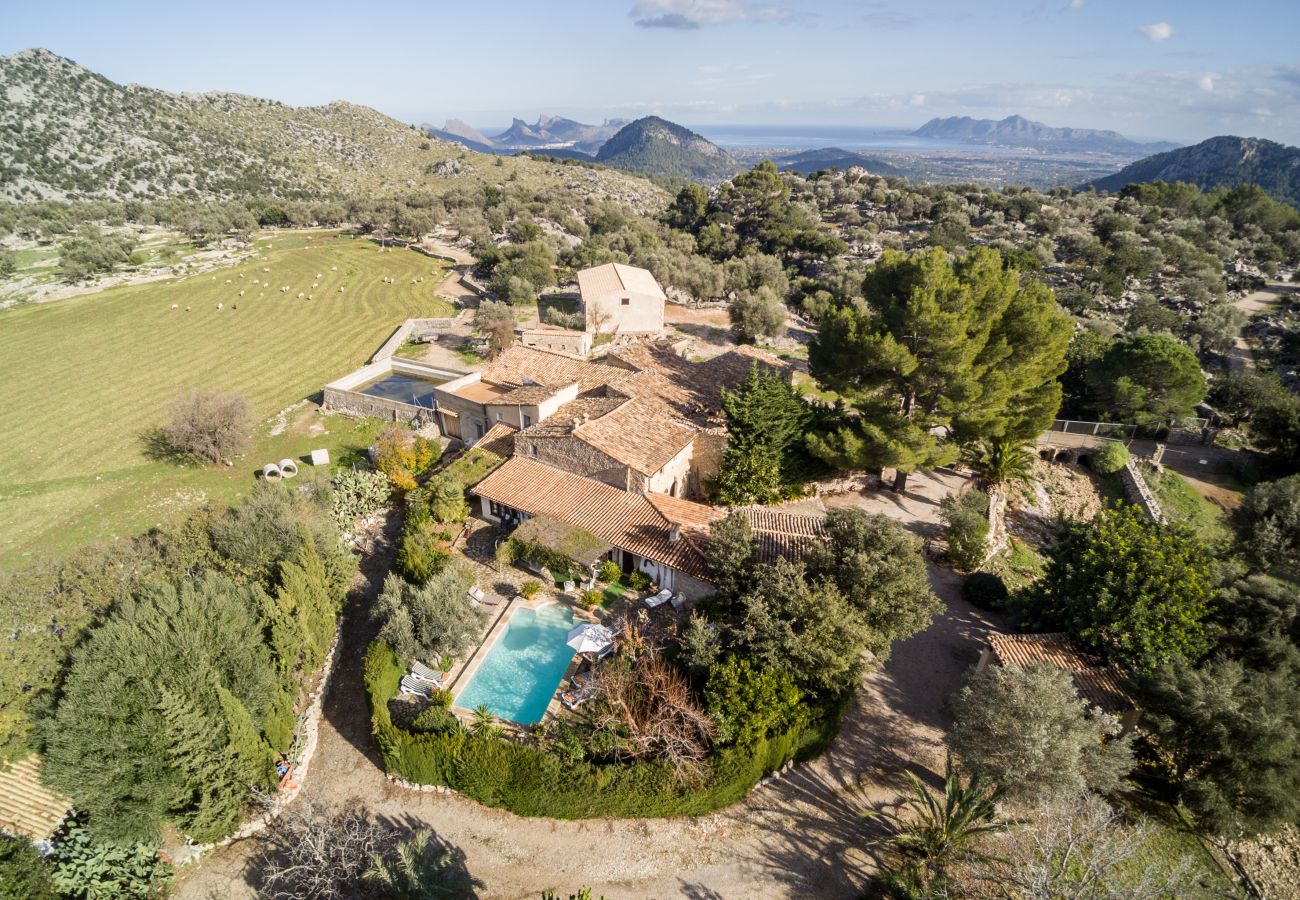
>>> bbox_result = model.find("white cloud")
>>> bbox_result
[630,0,795,29]
[1068,0,1085,9]
[1138,22,1175,42]
[1197,73,1218,92]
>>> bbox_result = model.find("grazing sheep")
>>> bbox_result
[239,290,245,297]
[338,286,345,293]
[297,292,305,299]
[217,303,223,310]
[331,265,337,271]
[307,294,313,300]
[316,273,322,278]
[186,306,191,311]
[232,304,238,310]
[225,279,232,284]
[170,303,179,309]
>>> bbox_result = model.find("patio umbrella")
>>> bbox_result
[566,623,614,655]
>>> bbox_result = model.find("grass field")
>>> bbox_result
[1144,468,1234,549]
[0,230,453,568]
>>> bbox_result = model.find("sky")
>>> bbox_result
[5,0,1300,144]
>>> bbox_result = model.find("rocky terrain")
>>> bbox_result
[913,115,1178,156]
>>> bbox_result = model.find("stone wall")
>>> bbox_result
[322,387,437,427]
[371,314,466,363]
[1120,458,1166,523]
[521,433,630,491]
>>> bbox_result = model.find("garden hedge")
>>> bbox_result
[364,642,845,818]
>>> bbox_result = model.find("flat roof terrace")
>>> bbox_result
[454,381,513,404]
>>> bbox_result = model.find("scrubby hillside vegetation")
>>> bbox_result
[1092,136,1300,210]
[0,48,666,207]
[595,116,738,182]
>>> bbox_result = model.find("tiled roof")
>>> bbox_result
[577,263,666,302]
[475,421,518,458]
[489,383,571,405]
[607,344,787,422]
[472,457,711,579]
[482,346,613,393]
[648,493,726,530]
[573,397,697,475]
[988,632,1137,715]
[0,755,70,841]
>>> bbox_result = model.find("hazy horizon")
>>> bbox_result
[5,0,1300,145]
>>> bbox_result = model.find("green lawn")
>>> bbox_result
[0,231,451,568]
[984,537,1048,592]
[1143,468,1234,549]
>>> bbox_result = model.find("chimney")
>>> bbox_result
[668,524,681,543]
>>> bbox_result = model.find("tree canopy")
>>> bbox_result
[808,247,1070,490]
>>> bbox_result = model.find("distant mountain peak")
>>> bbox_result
[912,114,1177,156]
[594,116,736,182]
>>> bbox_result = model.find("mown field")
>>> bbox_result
[0,230,453,568]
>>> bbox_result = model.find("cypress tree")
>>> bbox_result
[158,687,246,843]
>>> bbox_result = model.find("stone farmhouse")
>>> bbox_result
[433,341,778,497]
[426,339,828,597]
[577,262,666,335]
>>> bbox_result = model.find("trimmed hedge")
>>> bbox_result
[364,642,845,818]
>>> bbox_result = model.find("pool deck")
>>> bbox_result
[448,592,603,727]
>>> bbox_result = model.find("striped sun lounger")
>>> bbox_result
[410,661,448,686]
[645,589,673,608]
[399,676,434,699]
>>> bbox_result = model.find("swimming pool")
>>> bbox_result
[455,605,577,725]
[358,373,447,407]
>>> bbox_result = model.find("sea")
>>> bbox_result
[686,124,1014,155]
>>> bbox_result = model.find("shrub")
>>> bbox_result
[949,664,1134,803]
[396,520,452,584]
[363,641,847,819]
[519,579,541,599]
[597,560,621,583]
[580,589,603,609]
[373,427,437,493]
[157,390,253,465]
[939,488,990,571]
[408,474,468,525]
[0,832,56,900]
[1091,441,1130,475]
[961,572,1009,610]
[373,566,484,664]
[50,820,172,900]
[330,467,390,528]
[624,571,651,591]
[703,656,806,747]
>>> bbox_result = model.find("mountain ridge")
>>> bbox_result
[913,114,1178,156]
[1089,135,1300,208]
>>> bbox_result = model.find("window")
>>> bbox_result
[489,500,509,519]
[523,414,532,427]
[495,412,501,421]
[621,297,630,306]
[529,444,537,458]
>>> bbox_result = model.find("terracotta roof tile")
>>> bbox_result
[573,398,697,475]
[577,263,666,301]
[482,346,614,393]
[988,632,1137,715]
[0,755,70,841]
[475,421,518,458]
[472,457,710,580]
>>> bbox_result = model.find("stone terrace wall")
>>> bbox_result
[371,314,466,363]
[1120,459,1165,523]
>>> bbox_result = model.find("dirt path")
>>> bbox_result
[174,498,991,899]
[1227,284,1285,372]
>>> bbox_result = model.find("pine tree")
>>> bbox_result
[809,247,1070,491]
[158,686,247,843]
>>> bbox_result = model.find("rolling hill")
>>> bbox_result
[913,115,1177,156]
[1089,136,1300,208]
[773,148,908,178]
[594,117,737,182]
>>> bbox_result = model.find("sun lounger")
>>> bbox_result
[399,676,434,699]
[669,592,686,611]
[410,661,448,686]
[571,670,594,689]
[467,586,486,605]
[561,685,596,710]
[645,588,673,608]
[594,643,615,660]
[563,580,576,594]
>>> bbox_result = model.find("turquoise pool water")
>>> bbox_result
[455,605,576,725]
